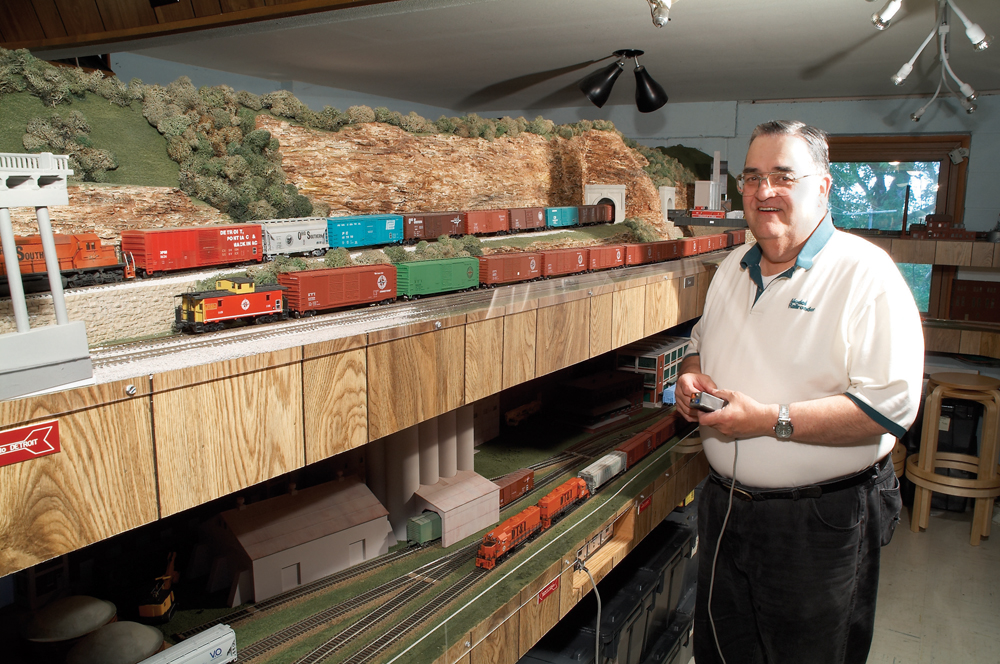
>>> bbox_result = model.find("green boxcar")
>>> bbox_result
[396,257,479,298]
[407,511,442,544]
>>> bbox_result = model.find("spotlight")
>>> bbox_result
[579,50,668,113]
[647,0,672,28]
[946,0,993,50]
[872,0,902,30]
[960,97,977,114]
[891,63,913,85]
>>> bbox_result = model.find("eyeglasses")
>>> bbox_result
[736,172,816,194]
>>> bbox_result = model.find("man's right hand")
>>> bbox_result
[675,363,718,423]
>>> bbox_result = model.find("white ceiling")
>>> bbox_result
[42,0,1000,112]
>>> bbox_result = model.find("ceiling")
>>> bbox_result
[32,0,1000,112]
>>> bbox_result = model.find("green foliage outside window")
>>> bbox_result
[896,263,931,313]
[830,161,939,231]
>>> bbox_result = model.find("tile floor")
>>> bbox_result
[867,505,1000,663]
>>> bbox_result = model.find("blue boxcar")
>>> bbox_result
[545,206,580,228]
[327,214,403,248]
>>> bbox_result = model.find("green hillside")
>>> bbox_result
[0,92,179,187]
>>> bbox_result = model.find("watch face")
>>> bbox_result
[775,423,793,439]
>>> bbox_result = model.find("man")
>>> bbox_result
[675,120,923,664]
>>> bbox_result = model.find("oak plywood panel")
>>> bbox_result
[612,286,646,349]
[590,292,613,357]
[972,242,994,267]
[503,310,536,390]
[431,632,472,664]
[535,299,589,377]
[94,0,157,30]
[219,0,267,11]
[994,243,1000,268]
[979,332,1000,360]
[154,0,198,22]
[153,349,304,516]
[466,317,504,403]
[303,341,367,465]
[959,331,982,356]
[645,277,680,336]
[518,559,564,656]
[558,540,588,619]
[191,0,224,17]
[53,0,106,34]
[935,241,972,266]
[0,380,157,577]
[368,326,465,440]
[470,596,520,664]
[891,239,936,264]
[679,274,701,323]
[866,237,893,253]
[923,327,961,354]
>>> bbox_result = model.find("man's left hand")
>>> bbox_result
[696,388,777,439]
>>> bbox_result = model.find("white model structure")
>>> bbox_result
[584,184,627,223]
[0,152,92,400]
[139,625,236,664]
[659,186,676,223]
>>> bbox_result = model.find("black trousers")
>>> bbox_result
[694,457,902,664]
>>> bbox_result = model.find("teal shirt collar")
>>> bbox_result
[740,212,834,303]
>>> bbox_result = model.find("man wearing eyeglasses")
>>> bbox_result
[675,120,923,664]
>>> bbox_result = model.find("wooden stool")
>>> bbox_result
[891,440,906,479]
[906,372,1000,546]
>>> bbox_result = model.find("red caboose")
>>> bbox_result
[465,209,509,235]
[478,253,541,286]
[537,478,590,529]
[121,224,263,276]
[587,245,624,271]
[616,430,655,469]
[476,505,542,570]
[495,469,535,508]
[540,248,587,277]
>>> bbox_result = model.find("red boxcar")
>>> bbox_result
[577,204,614,225]
[701,233,728,253]
[728,228,746,246]
[121,224,263,276]
[653,240,681,262]
[616,430,656,469]
[277,264,397,316]
[588,245,625,270]
[537,477,590,529]
[479,253,541,285]
[465,209,509,235]
[678,238,699,257]
[540,248,588,277]
[508,207,546,231]
[495,469,535,508]
[403,212,466,241]
[648,412,678,450]
[476,505,542,570]
[625,243,657,266]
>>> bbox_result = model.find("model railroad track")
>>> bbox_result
[298,567,490,664]
[174,544,422,641]
[235,544,479,663]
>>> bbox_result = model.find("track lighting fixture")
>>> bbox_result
[870,0,991,121]
[646,0,672,28]
[579,50,668,113]
[872,0,902,30]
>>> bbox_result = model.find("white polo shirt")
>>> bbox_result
[689,214,924,488]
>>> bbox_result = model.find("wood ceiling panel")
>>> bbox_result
[53,0,106,35]
[190,0,223,18]
[219,0,267,12]
[95,0,158,31]
[33,0,70,39]
[155,0,198,22]
[0,4,47,42]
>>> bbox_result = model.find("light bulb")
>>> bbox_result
[961,97,977,114]
[891,62,913,85]
[910,109,924,122]
[872,0,903,30]
[650,0,671,28]
[959,82,977,100]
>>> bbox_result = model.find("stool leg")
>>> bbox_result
[972,391,1000,544]
[911,385,945,532]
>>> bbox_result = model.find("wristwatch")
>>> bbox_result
[774,404,793,440]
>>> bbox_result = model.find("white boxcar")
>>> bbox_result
[261,218,329,257]
[578,451,627,495]
[140,625,236,664]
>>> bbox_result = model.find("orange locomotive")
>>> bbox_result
[475,505,542,570]
[537,477,590,529]
[0,233,133,292]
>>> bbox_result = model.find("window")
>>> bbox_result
[830,162,939,231]
[897,263,932,313]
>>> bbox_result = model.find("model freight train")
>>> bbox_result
[475,411,678,569]
[0,204,613,289]
[173,230,745,333]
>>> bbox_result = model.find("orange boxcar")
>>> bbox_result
[587,245,625,271]
[508,207,546,231]
[476,505,542,570]
[625,242,657,266]
[616,430,656,469]
[478,253,541,286]
[648,412,678,450]
[540,248,588,277]
[465,209,509,235]
[495,469,535,508]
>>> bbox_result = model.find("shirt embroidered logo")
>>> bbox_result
[788,299,816,312]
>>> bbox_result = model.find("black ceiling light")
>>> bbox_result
[579,50,668,113]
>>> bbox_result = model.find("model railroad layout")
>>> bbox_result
[171,408,688,664]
